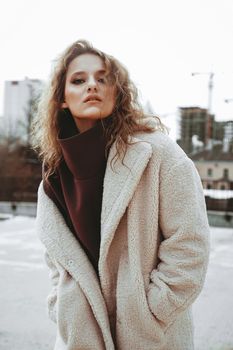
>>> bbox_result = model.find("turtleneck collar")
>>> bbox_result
[58,117,110,180]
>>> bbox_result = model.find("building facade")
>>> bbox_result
[177,106,214,154]
[191,150,233,190]
[3,77,43,143]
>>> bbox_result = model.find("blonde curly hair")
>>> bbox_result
[31,39,168,179]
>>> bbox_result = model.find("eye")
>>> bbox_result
[98,77,106,83]
[72,79,85,85]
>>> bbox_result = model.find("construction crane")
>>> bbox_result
[191,71,214,113]
[191,71,215,147]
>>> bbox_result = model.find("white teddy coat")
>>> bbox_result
[36,126,210,350]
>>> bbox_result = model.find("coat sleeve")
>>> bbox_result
[147,156,210,330]
[44,250,60,323]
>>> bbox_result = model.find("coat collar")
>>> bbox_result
[99,135,152,274]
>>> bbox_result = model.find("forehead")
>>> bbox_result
[67,53,105,77]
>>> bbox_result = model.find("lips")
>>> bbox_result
[84,94,102,103]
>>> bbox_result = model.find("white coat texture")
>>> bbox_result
[36,122,210,350]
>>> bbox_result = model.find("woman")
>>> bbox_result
[33,40,210,350]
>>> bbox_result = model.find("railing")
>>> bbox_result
[204,189,233,199]
[204,189,233,212]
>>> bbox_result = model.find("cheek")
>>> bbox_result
[65,89,82,104]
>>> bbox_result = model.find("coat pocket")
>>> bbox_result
[146,284,170,334]
[116,265,165,350]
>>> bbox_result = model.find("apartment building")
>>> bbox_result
[3,77,43,142]
[190,150,233,190]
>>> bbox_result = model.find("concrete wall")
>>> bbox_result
[0,202,232,228]
[0,202,37,217]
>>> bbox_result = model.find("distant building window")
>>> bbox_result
[220,185,225,190]
[223,168,229,178]
[207,184,212,189]
[11,81,19,85]
[207,168,212,176]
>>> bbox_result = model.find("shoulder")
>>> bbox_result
[135,130,203,199]
[135,129,190,167]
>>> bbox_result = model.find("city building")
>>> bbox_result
[190,149,233,214]
[213,120,233,152]
[3,77,43,143]
[190,150,233,190]
[0,116,5,141]
[177,106,233,155]
[177,106,214,154]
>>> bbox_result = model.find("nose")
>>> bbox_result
[87,76,98,92]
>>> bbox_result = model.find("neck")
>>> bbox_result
[74,118,98,133]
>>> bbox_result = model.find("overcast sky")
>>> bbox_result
[1,0,233,139]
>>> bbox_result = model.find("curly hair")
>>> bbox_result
[31,39,168,179]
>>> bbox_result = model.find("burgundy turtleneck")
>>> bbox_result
[43,114,110,273]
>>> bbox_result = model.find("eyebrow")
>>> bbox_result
[70,69,106,78]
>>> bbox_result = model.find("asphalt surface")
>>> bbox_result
[0,216,232,350]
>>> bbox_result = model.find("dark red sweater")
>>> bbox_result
[43,115,110,273]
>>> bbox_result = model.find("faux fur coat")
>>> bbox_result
[36,125,210,350]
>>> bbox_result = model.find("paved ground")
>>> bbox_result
[0,216,232,350]
[0,217,55,350]
[193,226,233,350]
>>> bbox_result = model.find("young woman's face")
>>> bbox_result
[62,53,116,129]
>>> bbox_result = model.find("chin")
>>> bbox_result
[81,111,110,120]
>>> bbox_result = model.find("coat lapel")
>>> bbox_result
[36,183,115,349]
[99,136,152,271]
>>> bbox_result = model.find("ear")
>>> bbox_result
[61,101,68,108]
